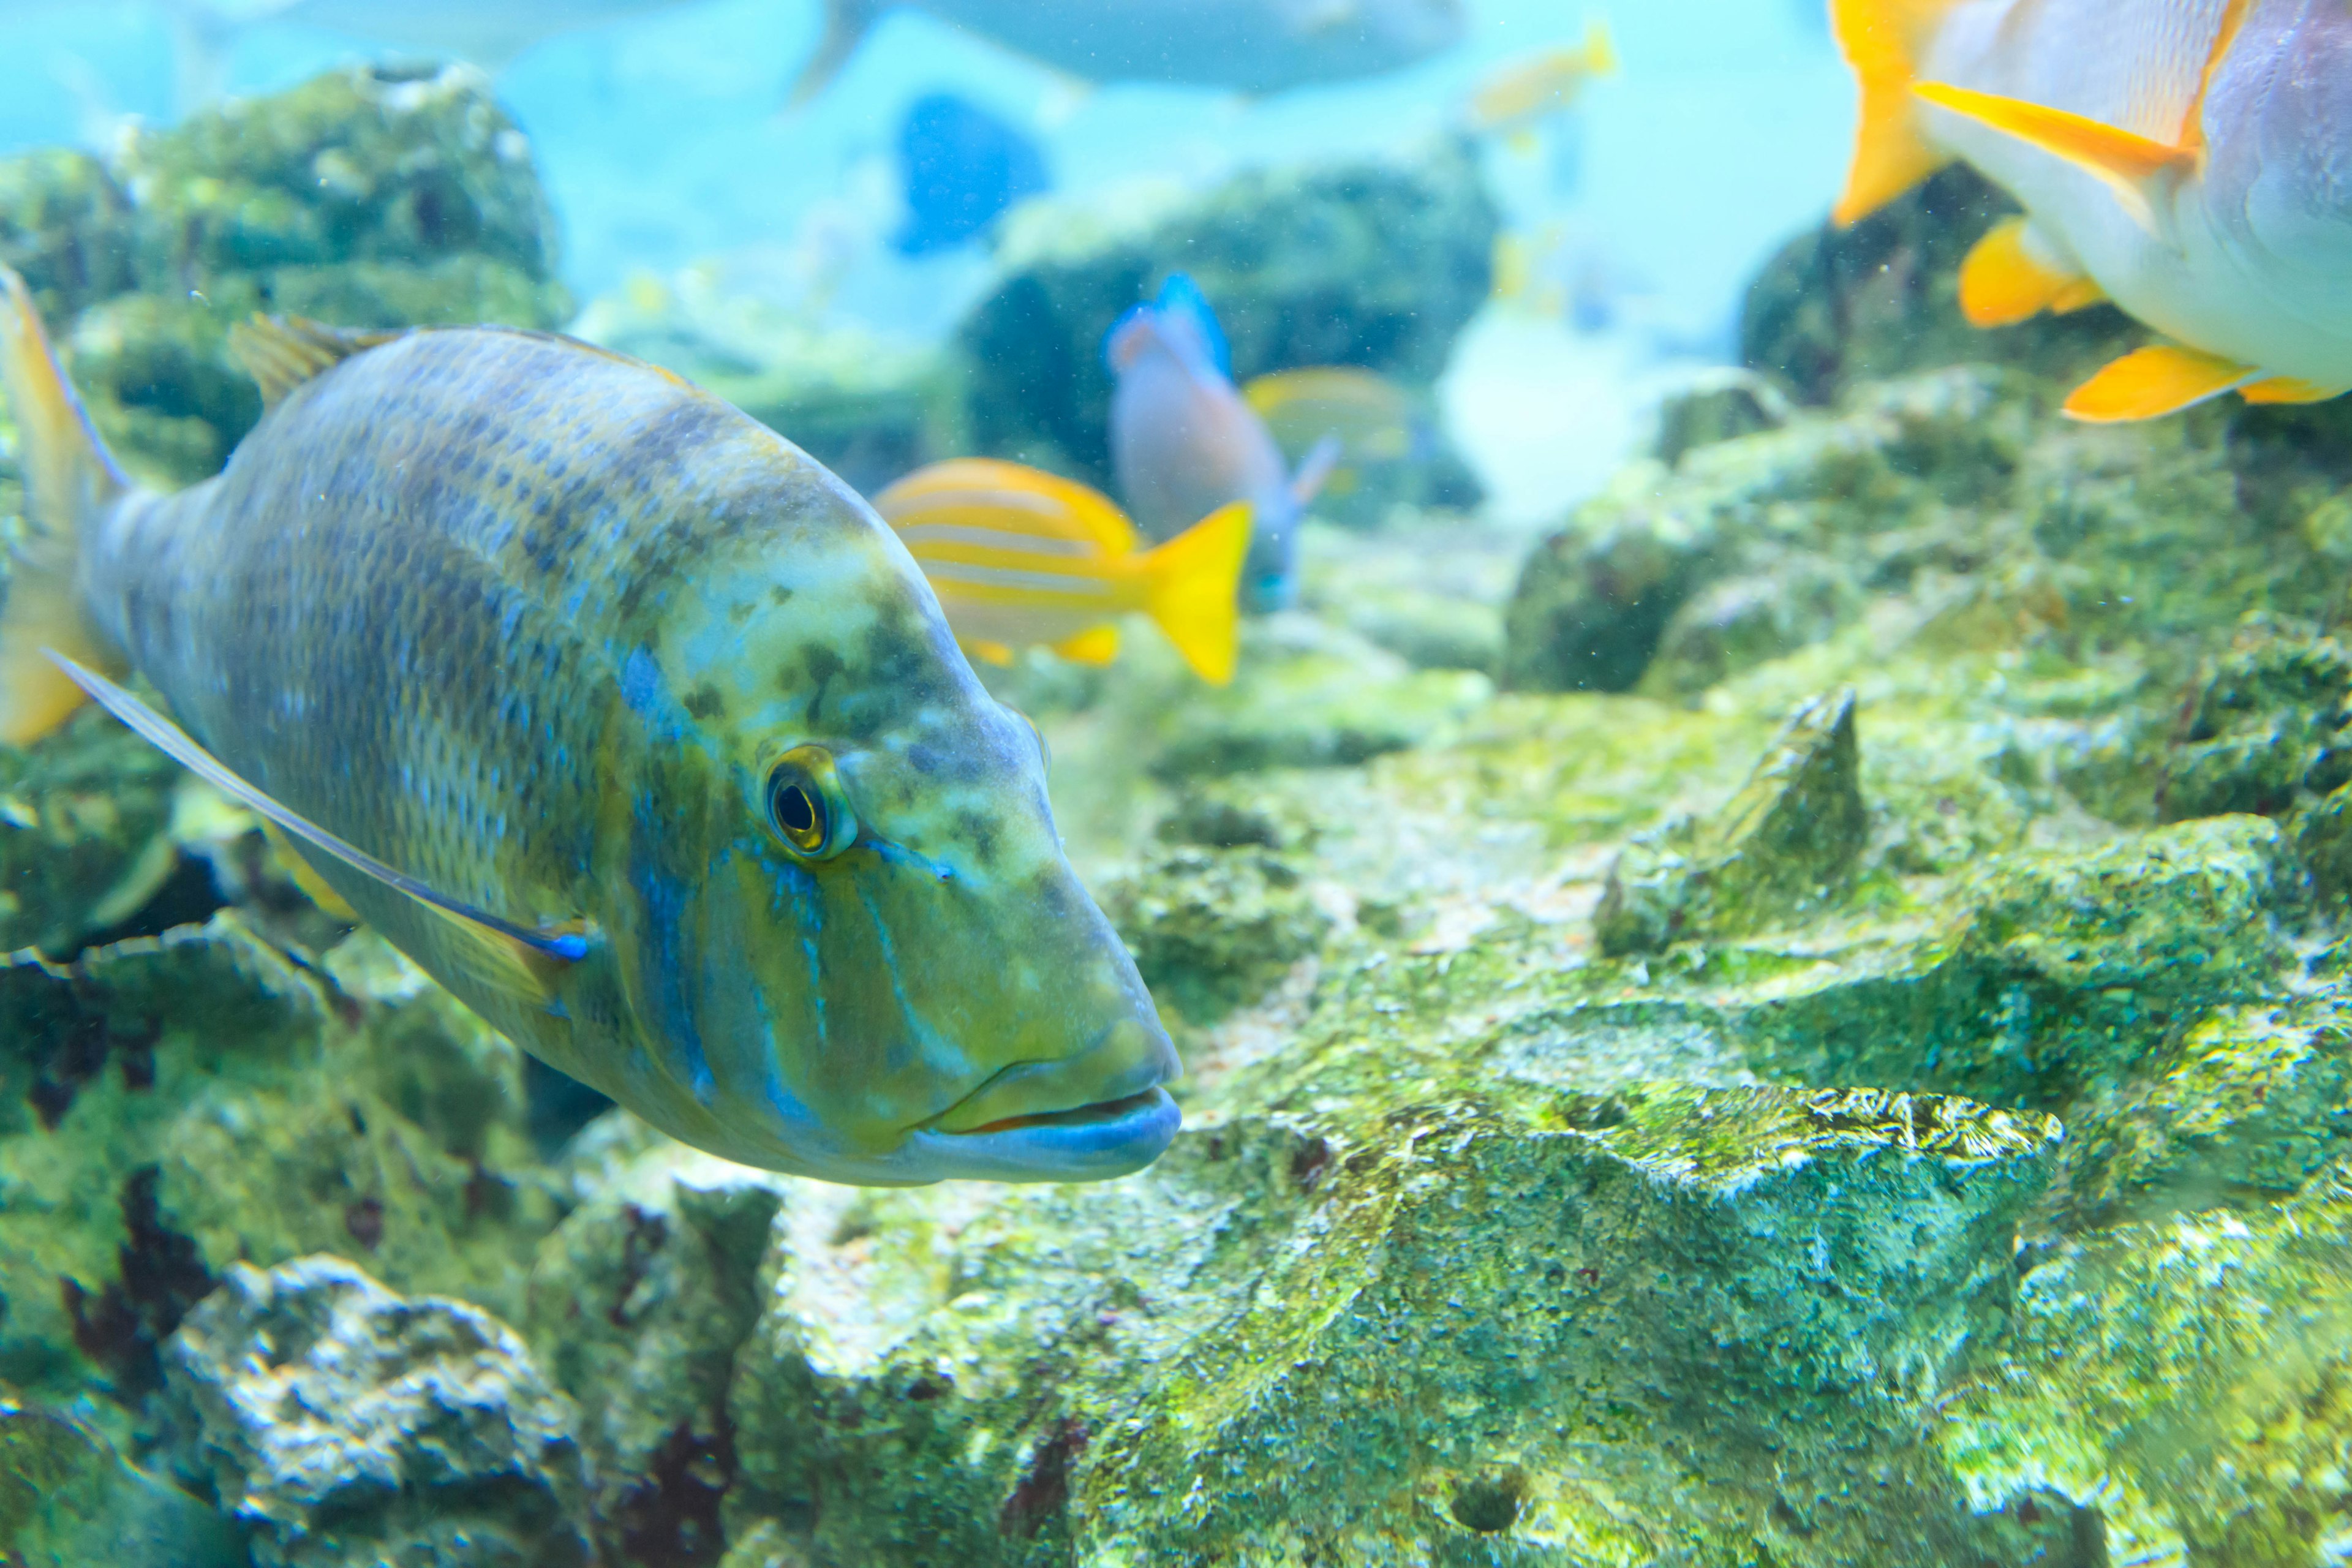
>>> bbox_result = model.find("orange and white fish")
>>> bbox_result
[873,459,1253,684]
[1830,0,2352,421]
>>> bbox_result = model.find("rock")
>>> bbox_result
[570,281,967,496]
[0,705,192,958]
[1651,366,1793,466]
[524,1143,784,1564]
[1500,366,2032,695]
[720,1087,2059,1565]
[160,1256,590,1568]
[0,62,569,486]
[1596,688,1866,955]
[1100,845,1330,1024]
[959,137,1496,488]
[1948,1164,2352,1564]
[2158,624,2352,822]
[0,149,133,322]
[1738,162,2140,408]
[0,920,562,1411]
[0,1389,244,1567]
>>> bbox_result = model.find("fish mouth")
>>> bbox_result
[910,1018,1182,1181]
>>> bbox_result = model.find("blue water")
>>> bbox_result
[0,0,1848,348]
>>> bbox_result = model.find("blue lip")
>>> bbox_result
[910,1087,1182,1182]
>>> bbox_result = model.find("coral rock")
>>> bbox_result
[160,1255,590,1568]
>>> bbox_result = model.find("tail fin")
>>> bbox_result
[0,266,126,745]
[1142,500,1252,685]
[1828,0,1962,224]
[1584,16,1619,76]
[785,0,880,110]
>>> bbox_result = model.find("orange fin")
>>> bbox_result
[1051,625,1121,666]
[1142,500,1253,685]
[2239,375,2348,407]
[965,639,1016,667]
[2062,345,2260,423]
[1958,217,2102,327]
[1913,81,2190,227]
[1829,0,1964,224]
[0,265,127,744]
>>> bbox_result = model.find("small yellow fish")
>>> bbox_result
[1466,19,1619,140]
[1830,0,2352,421]
[1242,367,1420,499]
[873,459,1252,685]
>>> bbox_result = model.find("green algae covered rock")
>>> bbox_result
[0,1389,244,1567]
[0,920,562,1412]
[960,137,1495,487]
[715,1085,2057,1566]
[1101,845,1330,1025]
[524,1139,784,1564]
[0,62,569,487]
[1596,687,1865,954]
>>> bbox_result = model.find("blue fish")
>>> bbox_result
[893,92,1050,257]
[1105,275,1335,614]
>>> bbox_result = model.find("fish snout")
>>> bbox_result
[912,1014,1182,1180]
[933,1014,1178,1134]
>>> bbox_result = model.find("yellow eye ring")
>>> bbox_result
[764,746,854,860]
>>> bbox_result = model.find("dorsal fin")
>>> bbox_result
[227,315,401,409]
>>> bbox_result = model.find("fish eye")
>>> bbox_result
[764,746,853,860]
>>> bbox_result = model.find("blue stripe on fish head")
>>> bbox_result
[592,451,1175,1182]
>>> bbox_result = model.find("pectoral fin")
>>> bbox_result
[1958,217,2105,326]
[1913,81,2190,229]
[1052,625,1121,665]
[2062,345,2259,422]
[45,650,594,1006]
[2239,375,2349,406]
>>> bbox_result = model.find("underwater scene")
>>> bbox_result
[0,0,2349,1564]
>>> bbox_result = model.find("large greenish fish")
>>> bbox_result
[0,265,1179,1185]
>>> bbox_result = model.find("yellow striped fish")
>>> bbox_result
[874,459,1253,685]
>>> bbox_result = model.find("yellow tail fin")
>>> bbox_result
[0,265,126,745]
[1142,500,1252,686]
[1584,16,1619,77]
[1829,0,1964,225]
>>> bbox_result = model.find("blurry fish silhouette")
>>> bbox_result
[1464,18,1618,146]
[793,0,1466,102]
[892,92,1050,257]
[1105,274,1340,614]
[1242,366,1423,499]
[874,459,1252,683]
[0,266,1182,1185]
[1831,0,2352,421]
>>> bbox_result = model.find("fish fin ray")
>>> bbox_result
[1829,0,1963,224]
[2062,345,2259,422]
[1913,81,2190,228]
[228,315,399,409]
[45,650,594,992]
[259,820,361,921]
[0,265,126,744]
[1142,500,1251,685]
[786,0,879,107]
[1289,434,1344,509]
[1957,217,2100,326]
[1051,625,1121,665]
[2239,375,2348,406]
